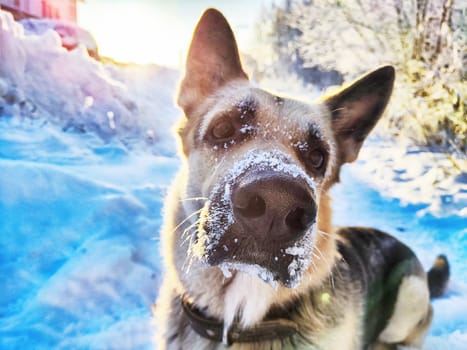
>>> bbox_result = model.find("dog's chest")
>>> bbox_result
[310,308,362,350]
[222,277,363,349]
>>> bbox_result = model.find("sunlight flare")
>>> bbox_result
[78,2,183,65]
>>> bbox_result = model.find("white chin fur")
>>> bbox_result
[223,272,276,331]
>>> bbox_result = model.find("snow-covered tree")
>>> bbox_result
[255,0,466,155]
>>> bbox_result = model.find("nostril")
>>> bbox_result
[235,195,266,218]
[285,205,316,233]
[285,207,306,232]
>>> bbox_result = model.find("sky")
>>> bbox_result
[77,0,272,67]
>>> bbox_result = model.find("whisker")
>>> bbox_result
[182,222,199,242]
[182,227,198,269]
[313,246,335,290]
[317,229,332,238]
[308,257,320,277]
[314,246,330,267]
[329,270,335,290]
[183,227,203,273]
[171,208,203,234]
[183,236,196,273]
[179,196,208,202]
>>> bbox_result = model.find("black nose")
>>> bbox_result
[232,172,316,242]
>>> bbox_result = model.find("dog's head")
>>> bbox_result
[174,9,394,289]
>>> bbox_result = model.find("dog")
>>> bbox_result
[155,8,450,349]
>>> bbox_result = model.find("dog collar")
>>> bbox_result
[181,294,299,346]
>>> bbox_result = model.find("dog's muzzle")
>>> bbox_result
[196,150,318,288]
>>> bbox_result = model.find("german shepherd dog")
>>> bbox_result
[156,9,449,350]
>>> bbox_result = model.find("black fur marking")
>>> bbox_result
[274,95,284,105]
[337,227,420,347]
[236,97,257,118]
[308,122,323,142]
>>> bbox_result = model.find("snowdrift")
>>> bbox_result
[0,10,179,155]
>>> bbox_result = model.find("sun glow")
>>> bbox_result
[77,0,267,67]
[78,1,185,67]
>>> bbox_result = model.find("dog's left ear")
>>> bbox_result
[324,66,395,163]
[177,9,248,116]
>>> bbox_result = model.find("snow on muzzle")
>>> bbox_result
[196,150,318,288]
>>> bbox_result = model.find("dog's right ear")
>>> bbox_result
[177,8,248,116]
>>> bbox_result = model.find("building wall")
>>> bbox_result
[0,0,76,22]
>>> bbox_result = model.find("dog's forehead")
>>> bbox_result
[198,85,332,140]
[254,89,326,130]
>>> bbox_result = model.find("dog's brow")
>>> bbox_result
[198,97,258,141]
[308,123,323,141]
[236,98,257,116]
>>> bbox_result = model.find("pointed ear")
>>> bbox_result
[324,65,395,163]
[177,8,248,116]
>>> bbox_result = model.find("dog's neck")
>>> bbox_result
[181,291,299,346]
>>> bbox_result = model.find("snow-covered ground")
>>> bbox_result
[1,10,466,349]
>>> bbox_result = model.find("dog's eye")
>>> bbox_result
[306,149,325,169]
[211,120,235,140]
